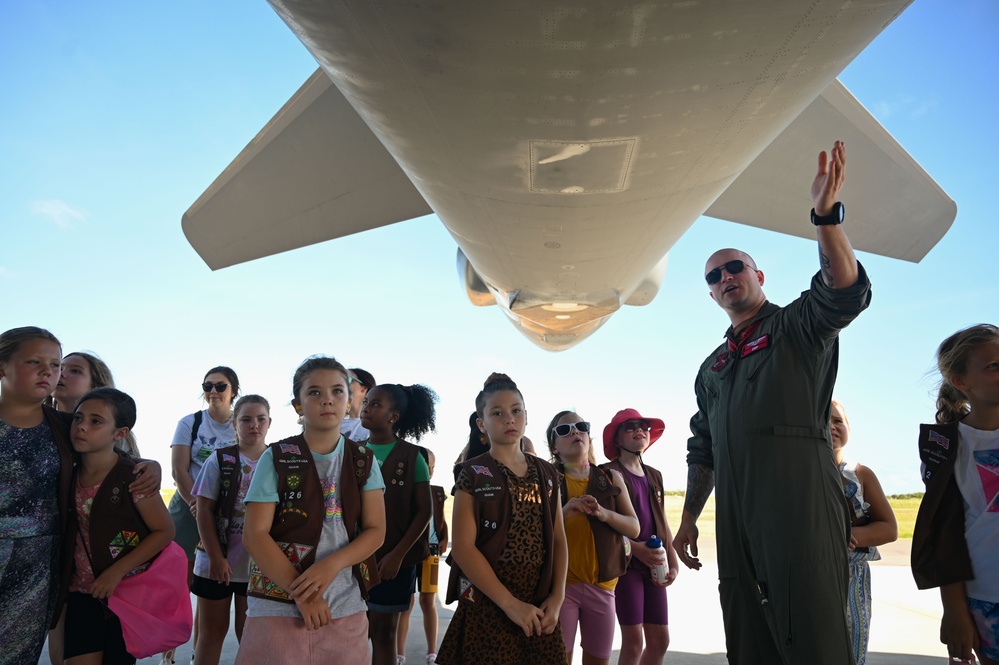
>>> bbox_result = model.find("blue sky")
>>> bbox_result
[2,1,996,493]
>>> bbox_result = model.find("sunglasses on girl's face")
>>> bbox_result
[202,382,229,393]
[705,259,756,285]
[621,420,652,433]
[552,421,591,437]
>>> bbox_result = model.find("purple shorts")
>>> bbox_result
[614,565,668,626]
[560,583,617,659]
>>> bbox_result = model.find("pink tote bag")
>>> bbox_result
[107,541,193,658]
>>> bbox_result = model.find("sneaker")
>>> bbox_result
[426,655,437,664]
[396,657,406,665]
[158,655,175,665]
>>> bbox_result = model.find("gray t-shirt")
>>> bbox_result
[244,437,384,619]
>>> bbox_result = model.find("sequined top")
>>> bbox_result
[0,418,60,538]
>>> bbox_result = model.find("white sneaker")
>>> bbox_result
[426,655,437,664]
[396,657,406,665]
[158,655,175,665]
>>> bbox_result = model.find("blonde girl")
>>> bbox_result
[829,399,897,665]
[0,327,158,664]
[548,410,639,665]
[191,395,272,665]
[913,324,999,665]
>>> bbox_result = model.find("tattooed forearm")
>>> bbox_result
[819,243,834,287]
[683,464,715,518]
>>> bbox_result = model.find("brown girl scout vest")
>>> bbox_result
[378,440,430,566]
[73,453,153,579]
[444,453,561,606]
[602,458,668,545]
[559,465,629,582]
[247,434,379,603]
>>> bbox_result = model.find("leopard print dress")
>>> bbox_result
[437,457,568,665]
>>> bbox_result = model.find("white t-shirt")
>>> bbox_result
[244,437,385,619]
[192,451,259,582]
[171,409,236,483]
[341,417,370,442]
[955,422,999,601]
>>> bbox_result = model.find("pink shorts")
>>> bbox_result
[234,612,369,665]
[560,583,617,659]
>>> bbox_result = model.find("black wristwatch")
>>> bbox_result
[811,202,844,226]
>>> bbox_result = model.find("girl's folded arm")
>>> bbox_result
[291,487,386,597]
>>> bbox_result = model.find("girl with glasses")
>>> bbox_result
[600,408,677,665]
[547,411,639,665]
[437,373,568,665]
[164,366,239,665]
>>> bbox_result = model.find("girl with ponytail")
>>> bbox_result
[359,383,437,665]
[912,324,999,665]
[437,373,568,664]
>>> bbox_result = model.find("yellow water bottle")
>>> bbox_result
[421,544,440,593]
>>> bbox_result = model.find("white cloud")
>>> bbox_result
[30,199,89,229]
[870,96,937,122]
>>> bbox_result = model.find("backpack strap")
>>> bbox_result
[190,410,204,445]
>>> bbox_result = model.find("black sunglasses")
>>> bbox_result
[552,421,591,437]
[621,420,652,433]
[705,259,756,285]
[202,381,229,393]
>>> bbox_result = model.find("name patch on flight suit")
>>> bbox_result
[740,334,769,358]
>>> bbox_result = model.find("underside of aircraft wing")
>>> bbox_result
[182,69,432,270]
[704,79,956,263]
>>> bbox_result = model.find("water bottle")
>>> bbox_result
[647,535,669,585]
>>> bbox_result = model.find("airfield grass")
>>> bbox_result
[161,490,921,540]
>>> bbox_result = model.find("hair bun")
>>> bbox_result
[484,372,516,389]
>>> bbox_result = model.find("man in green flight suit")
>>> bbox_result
[673,141,871,665]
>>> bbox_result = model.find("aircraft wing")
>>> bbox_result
[703,79,956,263]
[182,68,432,270]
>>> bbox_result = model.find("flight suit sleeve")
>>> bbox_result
[686,373,714,470]
[785,262,872,344]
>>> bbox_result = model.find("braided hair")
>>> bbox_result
[934,324,999,424]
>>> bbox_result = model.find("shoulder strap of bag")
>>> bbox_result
[190,410,203,445]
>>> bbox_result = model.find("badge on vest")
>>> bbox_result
[471,465,493,477]
[248,541,315,600]
[279,443,301,455]
[474,483,500,499]
[459,576,478,603]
